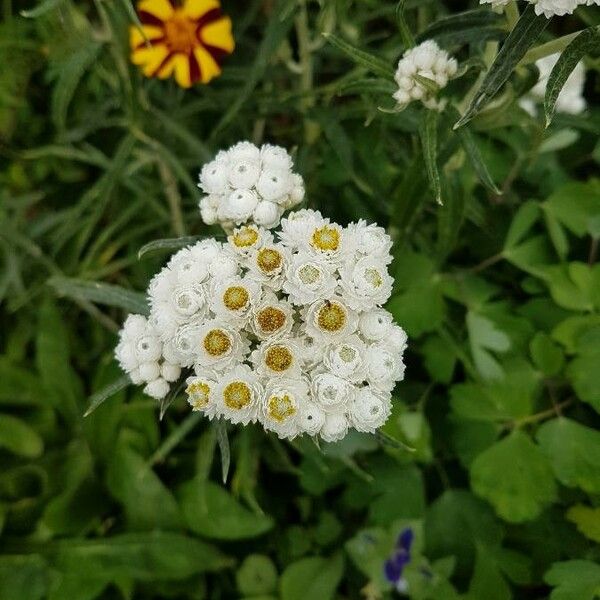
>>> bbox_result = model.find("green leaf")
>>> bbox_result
[215,420,231,483]
[49,276,149,316]
[544,560,600,600]
[466,311,511,380]
[323,33,395,80]
[106,440,183,531]
[0,555,48,600]
[543,181,600,238]
[466,545,511,600]
[537,418,600,494]
[84,375,130,417]
[280,555,344,600]
[459,128,501,194]
[178,478,274,540]
[470,430,557,523]
[504,201,541,250]
[419,109,442,205]
[138,236,206,260]
[396,0,415,49]
[455,5,548,129]
[237,555,278,596]
[566,505,600,544]
[0,414,43,458]
[530,332,564,376]
[20,0,66,18]
[545,27,600,127]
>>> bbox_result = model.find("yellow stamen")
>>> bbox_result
[267,394,297,422]
[223,381,252,410]
[223,286,249,311]
[257,248,282,273]
[298,264,321,285]
[203,329,231,356]
[311,226,340,252]
[317,302,346,332]
[364,268,383,288]
[232,226,259,248]
[264,345,293,372]
[186,381,211,409]
[257,307,286,334]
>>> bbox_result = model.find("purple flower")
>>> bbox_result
[383,527,413,593]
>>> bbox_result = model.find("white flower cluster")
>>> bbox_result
[393,41,458,111]
[480,0,598,18]
[520,53,586,116]
[115,210,407,443]
[198,142,305,230]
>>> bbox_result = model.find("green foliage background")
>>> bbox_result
[1,0,600,598]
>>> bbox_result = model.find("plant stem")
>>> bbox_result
[512,399,574,428]
[505,2,520,29]
[157,159,185,238]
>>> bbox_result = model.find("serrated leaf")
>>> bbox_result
[470,430,557,523]
[545,27,600,127]
[49,276,149,315]
[455,5,548,129]
[419,109,442,205]
[323,33,395,80]
[537,418,600,494]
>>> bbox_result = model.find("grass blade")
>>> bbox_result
[419,109,442,205]
[454,4,548,129]
[84,375,130,417]
[138,236,207,260]
[215,420,231,484]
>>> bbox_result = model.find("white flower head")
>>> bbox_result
[194,319,250,370]
[199,157,229,195]
[359,309,395,342]
[394,40,458,110]
[144,378,170,400]
[250,293,295,340]
[185,373,218,419]
[247,243,291,290]
[227,224,273,256]
[214,364,263,425]
[295,329,326,369]
[211,276,262,326]
[282,252,338,306]
[279,209,325,249]
[115,314,162,384]
[297,401,326,436]
[311,372,356,414]
[251,336,304,380]
[346,220,393,263]
[338,257,394,311]
[320,412,350,443]
[365,343,406,393]
[323,334,368,383]
[349,387,392,433]
[480,0,582,18]
[253,200,283,229]
[167,246,212,285]
[304,296,359,343]
[260,378,309,439]
[220,189,260,224]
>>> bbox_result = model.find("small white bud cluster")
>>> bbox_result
[480,0,597,18]
[115,315,181,399]
[115,208,407,443]
[520,53,586,117]
[393,41,458,110]
[198,142,305,230]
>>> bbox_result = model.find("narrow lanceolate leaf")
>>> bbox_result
[20,0,66,17]
[545,27,600,127]
[396,0,415,50]
[418,8,505,46]
[419,110,442,205]
[84,375,130,417]
[215,420,231,484]
[49,276,149,316]
[323,33,395,81]
[138,236,205,260]
[458,128,501,194]
[454,4,548,129]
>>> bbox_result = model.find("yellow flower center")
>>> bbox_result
[311,226,340,252]
[186,381,211,409]
[257,307,286,334]
[232,226,259,248]
[339,345,357,363]
[317,302,347,332]
[364,268,383,288]
[223,381,252,410]
[223,286,249,311]
[203,329,231,356]
[264,345,293,372]
[164,11,198,54]
[267,394,297,423]
[257,248,282,273]
[298,264,321,285]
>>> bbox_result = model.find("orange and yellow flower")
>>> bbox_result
[130,0,234,88]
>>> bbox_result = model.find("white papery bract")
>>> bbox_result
[116,202,407,440]
[394,40,458,110]
[198,142,304,229]
[479,0,592,17]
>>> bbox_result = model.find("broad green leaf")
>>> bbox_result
[0,414,42,458]
[421,335,457,383]
[466,545,511,600]
[466,311,511,380]
[530,332,564,376]
[419,109,442,205]
[0,555,48,600]
[280,555,344,600]
[455,5,548,129]
[552,315,600,353]
[49,276,149,315]
[323,33,395,80]
[537,264,596,312]
[537,418,600,494]
[106,440,183,531]
[544,560,600,600]
[543,181,600,238]
[236,555,278,596]
[566,505,600,543]
[470,430,557,522]
[179,478,274,540]
[545,27,600,126]
[345,527,392,587]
